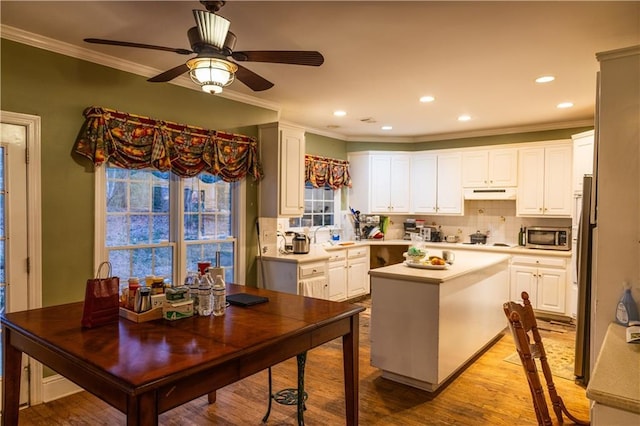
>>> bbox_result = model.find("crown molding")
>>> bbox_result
[596,44,640,62]
[338,118,595,143]
[0,25,281,114]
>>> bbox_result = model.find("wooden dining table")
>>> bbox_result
[1,284,364,425]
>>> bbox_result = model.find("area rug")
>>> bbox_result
[503,340,575,381]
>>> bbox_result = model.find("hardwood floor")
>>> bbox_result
[18,297,590,425]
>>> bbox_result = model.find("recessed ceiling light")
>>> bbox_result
[381,125,393,130]
[419,96,435,103]
[536,75,555,83]
[458,115,471,122]
[333,110,347,117]
[557,102,574,109]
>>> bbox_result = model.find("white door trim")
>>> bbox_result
[0,110,43,405]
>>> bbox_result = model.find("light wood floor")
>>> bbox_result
[18,297,590,425]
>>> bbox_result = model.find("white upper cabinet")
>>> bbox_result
[435,152,463,214]
[462,148,518,188]
[411,154,438,213]
[349,153,410,214]
[571,130,595,194]
[258,123,305,217]
[517,142,573,217]
[412,152,463,215]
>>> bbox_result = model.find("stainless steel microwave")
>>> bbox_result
[525,227,571,251]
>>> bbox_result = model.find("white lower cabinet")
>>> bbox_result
[327,251,348,301]
[327,246,370,301]
[510,255,567,315]
[259,258,328,299]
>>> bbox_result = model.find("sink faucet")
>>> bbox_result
[313,225,330,244]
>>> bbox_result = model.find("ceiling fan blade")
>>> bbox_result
[148,63,191,83]
[234,64,274,92]
[231,51,324,66]
[84,38,193,55]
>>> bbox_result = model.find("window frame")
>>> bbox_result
[289,183,342,231]
[94,166,247,286]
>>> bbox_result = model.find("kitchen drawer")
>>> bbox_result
[511,255,566,268]
[299,262,327,278]
[347,246,368,259]
[327,250,347,262]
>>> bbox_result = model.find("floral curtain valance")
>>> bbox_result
[73,106,263,182]
[305,155,351,190]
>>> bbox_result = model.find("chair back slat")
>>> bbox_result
[503,292,590,426]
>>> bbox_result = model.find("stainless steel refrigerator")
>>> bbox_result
[574,175,594,384]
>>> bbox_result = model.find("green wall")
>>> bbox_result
[1,39,277,305]
[306,133,348,159]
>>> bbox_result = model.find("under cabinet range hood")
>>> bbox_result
[463,188,517,200]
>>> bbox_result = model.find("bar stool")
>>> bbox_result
[262,352,308,425]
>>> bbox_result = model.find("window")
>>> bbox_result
[99,166,239,286]
[289,182,340,228]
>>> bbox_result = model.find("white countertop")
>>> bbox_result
[260,239,570,264]
[368,250,511,284]
[258,245,332,263]
[367,240,572,258]
[587,323,640,414]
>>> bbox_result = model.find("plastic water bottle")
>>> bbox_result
[212,275,226,317]
[198,274,213,316]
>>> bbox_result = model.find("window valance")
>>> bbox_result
[305,154,351,190]
[73,106,263,182]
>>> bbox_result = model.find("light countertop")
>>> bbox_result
[586,322,640,414]
[260,239,570,264]
[368,250,511,284]
[258,245,332,263]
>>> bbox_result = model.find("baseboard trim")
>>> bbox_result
[42,375,82,403]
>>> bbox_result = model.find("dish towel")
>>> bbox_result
[300,278,327,299]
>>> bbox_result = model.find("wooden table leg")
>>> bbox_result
[342,314,359,426]
[296,352,307,426]
[207,390,216,403]
[2,327,22,426]
[127,392,158,426]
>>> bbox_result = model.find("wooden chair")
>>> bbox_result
[503,292,589,426]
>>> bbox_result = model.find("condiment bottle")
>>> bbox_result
[127,277,140,310]
[151,277,165,295]
[212,274,226,317]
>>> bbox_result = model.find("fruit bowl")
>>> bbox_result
[404,246,427,263]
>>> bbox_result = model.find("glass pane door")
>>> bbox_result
[0,123,31,406]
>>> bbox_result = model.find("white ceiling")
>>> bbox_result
[1,1,639,141]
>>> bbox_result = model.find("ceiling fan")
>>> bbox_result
[84,0,324,93]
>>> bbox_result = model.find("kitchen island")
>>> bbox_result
[369,250,510,392]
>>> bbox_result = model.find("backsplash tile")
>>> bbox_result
[279,200,572,245]
[341,200,571,244]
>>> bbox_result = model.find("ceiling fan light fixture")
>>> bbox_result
[187,57,238,94]
[193,9,230,48]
